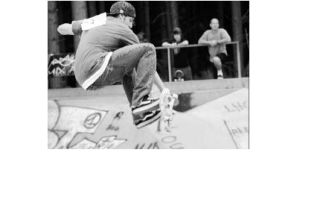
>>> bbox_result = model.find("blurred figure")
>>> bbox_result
[137,31,148,43]
[198,18,231,79]
[174,70,184,82]
[162,27,193,81]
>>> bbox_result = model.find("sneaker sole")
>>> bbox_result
[135,110,161,129]
[132,99,160,115]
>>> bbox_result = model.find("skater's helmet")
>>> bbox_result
[109,1,136,18]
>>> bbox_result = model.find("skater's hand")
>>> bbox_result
[57,23,74,35]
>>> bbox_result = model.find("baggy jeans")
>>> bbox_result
[91,43,157,107]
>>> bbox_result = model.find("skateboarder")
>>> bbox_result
[57,1,171,128]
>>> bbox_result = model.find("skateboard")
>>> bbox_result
[157,88,178,132]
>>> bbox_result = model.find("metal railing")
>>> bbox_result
[155,41,241,82]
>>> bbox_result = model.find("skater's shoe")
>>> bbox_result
[133,109,161,129]
[217,74,224,79]
[132,95,160,115]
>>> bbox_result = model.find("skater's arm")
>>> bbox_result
[127,33,140,45]
[120,28,140,45]
[57,13,107,36]
[57,20,83,35]
[153,71,165,92]
[57,23,76,35]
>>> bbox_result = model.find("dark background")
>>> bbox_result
[48,1,249,79]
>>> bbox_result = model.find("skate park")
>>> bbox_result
[48,77,249,149]
[48,1,249,149]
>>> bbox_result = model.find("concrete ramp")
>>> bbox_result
[146,111,237,149]
[48,100,159,149]
[48,80,249,149]
[188,88,249,149]
[48,99,237,149]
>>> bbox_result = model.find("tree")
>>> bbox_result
[217,2,225,27]
[170,1,179,28]
[97,1,106,14]
[144,1,151,41]
[165,2,173,37]
[48,1,60,54]
[231,1,244,77]
[71,1,88,51]
[87,1,97,17]
[165,1,179,34]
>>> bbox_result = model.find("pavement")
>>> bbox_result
[48,78,249,149]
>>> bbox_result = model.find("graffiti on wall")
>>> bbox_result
[106,111,125,132]
[160,135,184,149]
[223,100,249,149]
[48,100,128,149]
[134,142,160,149]
[70,135,127,149]
[224,101,248,113]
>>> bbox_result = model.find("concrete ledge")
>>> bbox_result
[48,78,249,99]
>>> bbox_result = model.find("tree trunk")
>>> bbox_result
[71,1,88,52]
[137,2,144,32]
[48,1,60,54]
[231,1,244,77]
[97,1,105,14]
[144,1,151,41]
[87,1,97,17]
[170,1,179,28]
[165,2,172,37]
[217,2,224,26]
[158,3,170,80]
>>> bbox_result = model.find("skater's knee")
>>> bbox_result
[143,43,156,53]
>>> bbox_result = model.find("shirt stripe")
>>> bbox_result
[81,52,113,90]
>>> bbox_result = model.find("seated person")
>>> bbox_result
[162,27,193,81]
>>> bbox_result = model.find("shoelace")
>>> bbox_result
[131,95,158,109]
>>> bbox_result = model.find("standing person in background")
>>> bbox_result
[162,27,193,81]
[198,18,231,79]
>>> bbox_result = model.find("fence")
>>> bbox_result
[155,41,241,82]
[48,41,243,88]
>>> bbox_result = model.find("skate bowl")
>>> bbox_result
[48,78,249,149]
